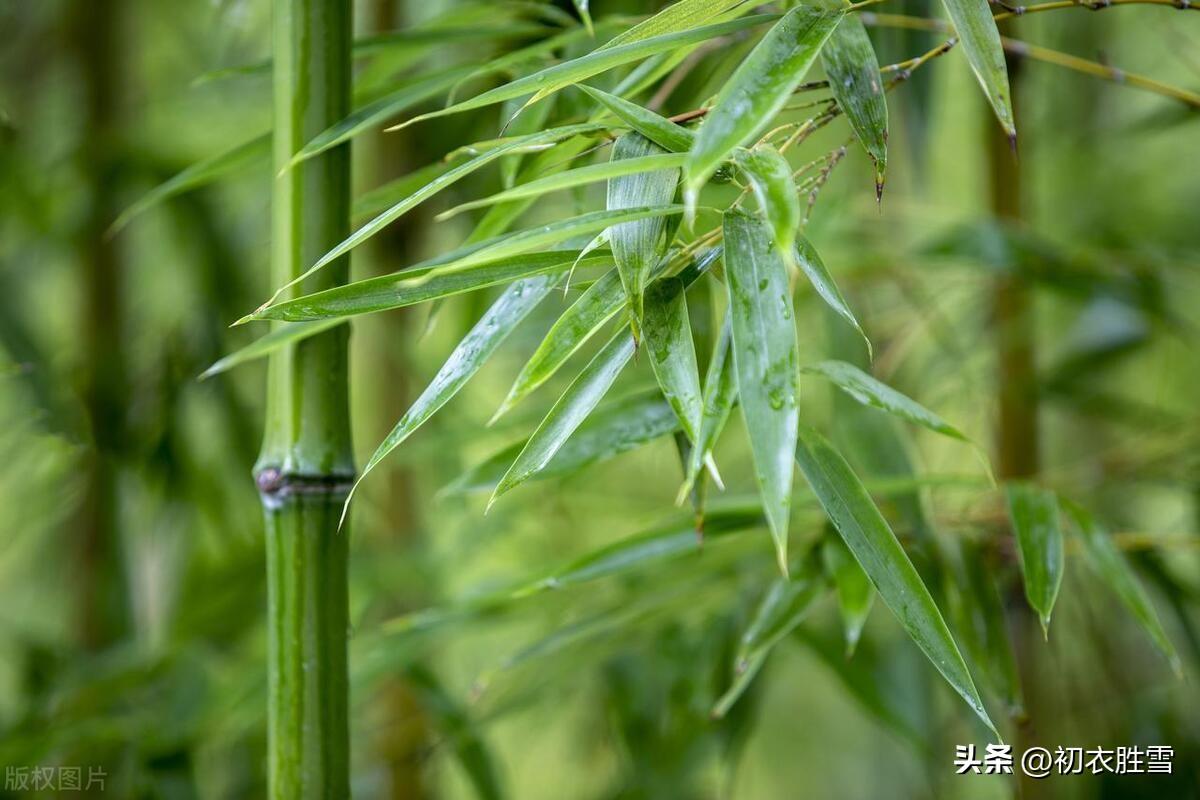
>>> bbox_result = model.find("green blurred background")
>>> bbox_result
[1,0,1198,797]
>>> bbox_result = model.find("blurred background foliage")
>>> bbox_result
[1,0,1199,797]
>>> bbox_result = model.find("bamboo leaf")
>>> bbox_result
[1062,499,1179,672]
[683,313,737,494]
[822,532,874,658]
[109,133,270,234]
[577,85,695,152]
[447,389,681,495]
[571,0,593,35]
[199,319,344,380]
[713,564,824,718]
[608,133,681,332]
[601,0,748,51]
[393,15,777,130]
[354,159,459,221]
[347,274,559,517]
[254,251,603,322]
[642,275,702,440]
[280,122,609,298]
[793,235,870,357]
[685,6,842,193]
[490,331,636,505]
[290,66,476,168]
[492,268,626,423]
[736,145,800,266]
[800,360,969,442]
[723,210,801,574]
[940,0,1016,138]
[820,15,887,196]
[950,540,1024,715]
[441,153,688,220]
[1005,482,1064,637]
[793,424,997,736]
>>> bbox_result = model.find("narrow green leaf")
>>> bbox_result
[642,275,702,440]
[822,532,874,658]
[571,0,593,35]
[608,133,681,331]
[601,0,748,51]
[736,145,800,266]
[723,210,801,574]
[393,15,776,130]
[254,251,603,322]
[440,153,688,220]
[498,93,557,189]
[110,134,269,234]
[447,390,681,495]
[490,331,636,504]
[821,16,887,196]
[793,235,870,357]
[713,565,823,718]
[200,319,343,380]
[682,313,737,494]
[577,85,695,152]
[793,424,997,736]
[290,66,475,168]
[801,360,968,442]
[354,159,458,221]
[941,0,1016,138]
[685,6,842,192]
[279,122,609,298]
[347,274,558,517]
[1005,482,1064,636]
[950,540,1024,715]
[1063,499,1178,671]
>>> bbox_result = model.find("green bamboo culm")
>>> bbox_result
[255,0,354,797]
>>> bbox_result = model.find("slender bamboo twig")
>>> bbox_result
[257,0,355,796]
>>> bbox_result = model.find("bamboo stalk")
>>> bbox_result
[256,0,355,796]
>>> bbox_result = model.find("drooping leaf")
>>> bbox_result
[440,153,688,219]
[736,145,800,266]
[1062,499,1179,672]
[608,133,681,332]
[641,275,702,440]
[794,235,870,356]
[601,0,749,51]
[446,390,681,495]
[290,66,476,168]
[492,268,626,423]
[800,360,969,442]
[949,540,1024,716]
[713,563,824,718]
[253,251,603,322]
[940,0,1016,138]
[347,275,559,517]
[685,6,842,193]
[723,210,801,574]
[793,424,997,736]
[394,15,777,130]
[682,313,737,494]
[820,15,887,195]
[822,531,874,658]
[1005,482,1064,636]
[577,84,695,152]
[199,319,344,380]
[490,331,636,505]
[109,133,270,234]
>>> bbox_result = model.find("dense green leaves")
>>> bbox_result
[608,133,681,331]
[820,16,887,195]
[1005,483,1064,636]
[1063,500,1179,671]
[685,6,842,194]
[491,331,636,505]
[801,360,969,442]
[347,275,559,518]
[736,146,800,267]
[723,210,800,573]
[940,0,1016,138]
[641,275,702,440]
[793,424,996,736]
